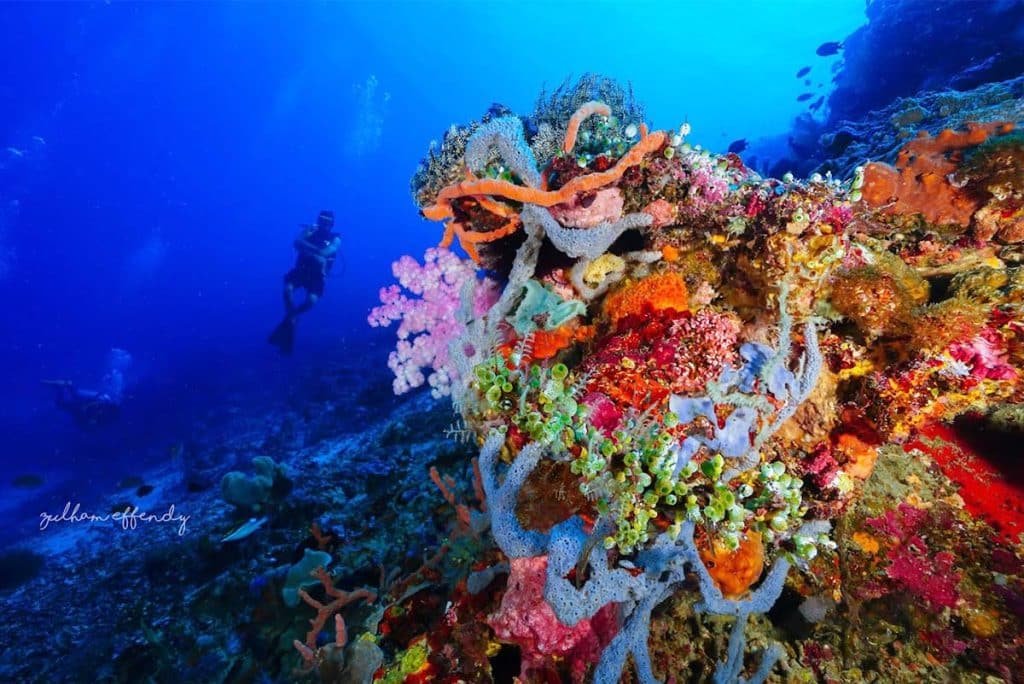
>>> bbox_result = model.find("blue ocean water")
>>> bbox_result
[0,0,862,533]
[1,2,1022,682]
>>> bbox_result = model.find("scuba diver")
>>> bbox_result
[43,380,121,430]
[43,348,132,430]
[268,210,341,354]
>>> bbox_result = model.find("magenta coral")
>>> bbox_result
[581,392,623,438]
[866,502,930,540]
[948,327,1017,381]
[801,443,841,490]
[885,539,960,610]
[368,247,498,396]
[657,309,742,394]
[487,555,617,682]
[866,504,962,611]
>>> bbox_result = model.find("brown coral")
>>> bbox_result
[830,266,916,340]
[516,460,594,532]
[906,297,989,354]
[959,128,1024,243]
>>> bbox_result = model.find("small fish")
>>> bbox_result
[222,516,268,543]
[796,66,811,78]
[804,79,811,86]
[12,474,44,489]
[797,93,814,102]
[727,138,748,154]
[168,442,184,460]
[809,96,825,112]
[31,136,45,145]
[117,475,145,490]
[5,147,24,158]
[816,41,843,57]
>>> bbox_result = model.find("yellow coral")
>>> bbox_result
[963,608,1001,638]
[851,531,880,555]
[583,253,626,286]
[837,358,875,381]
[792,234,845,277]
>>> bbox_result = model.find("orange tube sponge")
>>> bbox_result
[422,131,667,222]
[439,216,520,264]
[603,272,688,326]
[562,101,612,154]
[861,121,1014,227]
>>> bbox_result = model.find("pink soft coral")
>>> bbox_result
[885,539,960,610]
[487,556,617,683]
[801,442,841,490]
[369,247,498,396]
[686,156,730,207]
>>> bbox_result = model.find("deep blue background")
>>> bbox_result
[0,1,864,525]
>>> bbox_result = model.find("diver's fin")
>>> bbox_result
[267,318,296,355]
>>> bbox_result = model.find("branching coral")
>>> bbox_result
[293,567,376,672]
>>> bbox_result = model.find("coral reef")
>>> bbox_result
[368,78,1024,683]
[809,76,1024,180]
[10,72,1021,684]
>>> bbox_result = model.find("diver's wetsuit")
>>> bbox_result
[283,230,337,297]
[51,382,120,429]
[269,211,340,355]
